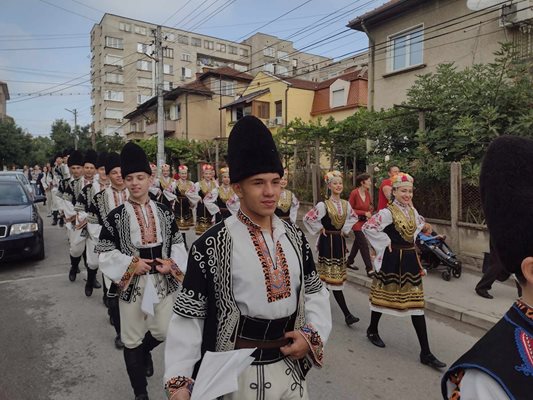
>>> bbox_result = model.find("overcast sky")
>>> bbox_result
[1,0,384,136]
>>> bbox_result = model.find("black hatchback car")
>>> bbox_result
[0,179,45,262]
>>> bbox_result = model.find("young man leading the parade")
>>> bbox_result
[96,143,188,400]
[164,116,332,400]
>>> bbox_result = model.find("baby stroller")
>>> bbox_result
[416,234,462,281]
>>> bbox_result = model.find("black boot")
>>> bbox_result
[92,276,102,289]
[85,268,96,297]
[69,256,81,281]
[51,211,58,226]
[123,346,148,398]
[142,332,162,378]
[58,217,64,228]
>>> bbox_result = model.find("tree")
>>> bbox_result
[50,119,75,154]
[29,136,54,166]
[0,120,33,168]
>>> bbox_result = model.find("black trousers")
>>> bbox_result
[347,231,373,271]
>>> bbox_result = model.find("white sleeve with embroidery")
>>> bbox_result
[170,242,188,274]
[362,208,393,272]
[227,194,240,215]
[203,187,220,215]
[290,193,300,224]
[446,369,510,400]
[303,202,326,236]
[304,285,331,344]
[164,314,205,382]
[413,208,426,240]
[186,183,201,207]
[99,250,133,283]
[342,203,358,236]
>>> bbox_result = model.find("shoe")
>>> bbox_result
[68,267,77,282]
[345,314,360,326]
[134,395,149,400]
[115,335,124,350]
[59,220,64,228]
[475,289,493,299]
[367,330,386,348]
[145,351,154,377]
[93,278,102,289]
[347,264,359,271]
[366,270,375,278]
[420,352,446,369]
[85,284,93,297]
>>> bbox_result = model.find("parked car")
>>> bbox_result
[0,179,45,262]
[0,171,35,198]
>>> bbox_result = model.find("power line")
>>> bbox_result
[0,45,89,51]
[37,0,99,22]
[188,0,237,31]
[162,0,197,26]
[182,0,226,30]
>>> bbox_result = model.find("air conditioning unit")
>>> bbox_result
[500,1,533,27]
[274,116,284,126]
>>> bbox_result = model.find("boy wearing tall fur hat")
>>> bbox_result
[442,136,533,400]
[96,142,188,400]
[164,116,331,400]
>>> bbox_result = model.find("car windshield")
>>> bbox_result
[0,182,29,205]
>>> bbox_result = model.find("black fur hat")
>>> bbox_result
[480,135,533,281]
[120,142,151,178]
[67,150,83,167]
[105,152,121,175]
[226,116,284,183]
[96,152,108,169]
[84,149,98,166]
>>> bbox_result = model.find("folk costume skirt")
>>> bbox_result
[369,245,425,316]
[317,230,347,289]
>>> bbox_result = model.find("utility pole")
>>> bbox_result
[65,108,78,150]
[155,26,165,177]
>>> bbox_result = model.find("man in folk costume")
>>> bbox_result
[96,142,188,400]
[88,152,128,349]
[156,164,178,211]
[193,163,219,235]
[174,165,196,230]
[214,166,240,222]
[442,136,533,400]
[59,149,87,282]
[275,169,300,224]
[164,115,331,400]
[75,151,108,296]
[53,150,71,227]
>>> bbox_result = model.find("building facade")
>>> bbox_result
[0,81,9,122]
[90,13,252,136]
[348,0,532,110]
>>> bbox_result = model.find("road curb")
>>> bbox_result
[346,271,497,331]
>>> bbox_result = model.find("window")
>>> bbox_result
[134,25,147,35]
[170,103,181,120]
[277,65,288,76]
[104,90,124,102]
[181,67,192,79]
[191,37,201,47]
[240,48,249,57]
[390,26,424,72]
[105,36,123,49]
[119,22,131,32]
[233,64,247,72]
[204,40,214,50]
[263,63,275,74]
[255,102,270,119]
[164,64,173,74]
[263,47,275,58]
[163,47,174,58]
[137,60,152,71]
[105,126,123,135]
[137,94,152,104]
[178,34,189,45]
[137,42,151,54]
[181,53,191,62]
[278,51,288,61]
[137,77,152,88]
[105,108,123,119]
[332,88,345,108]
[228,45,238,55]
[104,54,123,66]
[216,43,226,52]
[275,100,282,117]
[215,80,234,96]
[105,73,123,84]
[164,32,175,42]
[163,81,173,91]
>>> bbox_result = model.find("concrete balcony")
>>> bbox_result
[146,120,177,136]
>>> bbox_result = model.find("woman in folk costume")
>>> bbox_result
[362,173,446,369]
[275,169,299,224]
[156,164,178,210]
[214,166,240,222]
[173,165,196,230]
[303,171,360,326]
[193,164,219,235]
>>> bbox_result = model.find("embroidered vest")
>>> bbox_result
[441,302,533,400]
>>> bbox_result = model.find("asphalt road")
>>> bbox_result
[0,210,485,400]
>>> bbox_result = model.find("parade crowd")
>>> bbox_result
[28,116,532,399]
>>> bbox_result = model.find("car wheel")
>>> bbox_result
[34,239,45,261]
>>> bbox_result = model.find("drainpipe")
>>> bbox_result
[185,92,189,140]
[284,85,289,128]
[361,20,375,112]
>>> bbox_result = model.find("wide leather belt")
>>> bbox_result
[235,337,290,350]
[138,245,163,274]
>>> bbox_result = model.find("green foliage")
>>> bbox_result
[0,120,33,168]
[50,119,75,154]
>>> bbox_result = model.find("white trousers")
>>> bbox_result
[67,228,86,258]
[119,277,175,348]
[85,237,99,270]
[224,358,309,400]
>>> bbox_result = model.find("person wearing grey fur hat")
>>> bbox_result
[442,136,533,400]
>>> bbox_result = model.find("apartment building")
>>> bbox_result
[90,13,252,136]
[0,81,9,122]
[242,33,332,81]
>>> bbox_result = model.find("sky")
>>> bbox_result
[1,0,387,137]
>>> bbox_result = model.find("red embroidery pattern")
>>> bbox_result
[112,188,127,207]
[129,200,157,245]
[299,324,324,367]
[237,210,291,303]
[516,299,533,321]
[118,258,137,291]
[165,376,194,398]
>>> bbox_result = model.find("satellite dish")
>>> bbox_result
[466,0,506,11]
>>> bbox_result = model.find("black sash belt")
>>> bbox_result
[138,245,163,274]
